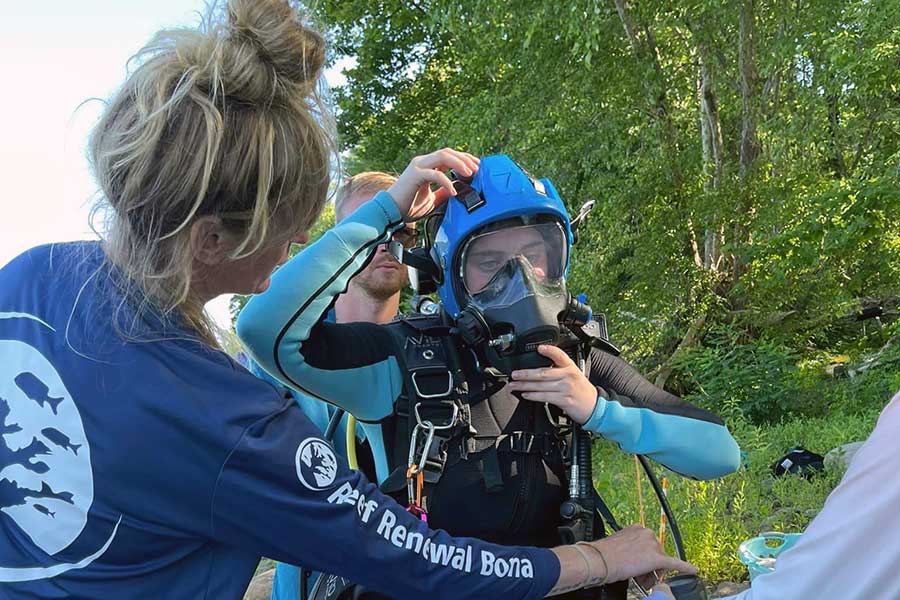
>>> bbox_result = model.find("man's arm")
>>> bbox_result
[583,350,741,480]
[236,193,406,422]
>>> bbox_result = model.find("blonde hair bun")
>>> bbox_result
[163,0,326,106]
[222,0,326,101]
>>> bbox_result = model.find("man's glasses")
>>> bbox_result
[391,226,418,249]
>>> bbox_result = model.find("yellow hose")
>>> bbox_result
[346,414,359,470]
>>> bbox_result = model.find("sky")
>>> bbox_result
[0,1,349,329]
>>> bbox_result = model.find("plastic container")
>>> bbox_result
[738,531,802,581]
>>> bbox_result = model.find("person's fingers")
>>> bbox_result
[651,583,674,599]
[403,172,455,221]
[417,168,455,197]
[457,152,480,173]
[519,391,564,403]
[511,364,575,381]
[388,148,479,220]
[658,556,698,575]
[510,379,566,393]
[593,525,698,582]
[407,184,439,221]
[445,148,479,173]
[432,186,452,205]
[537,344,576,368]
[416,149,476,177]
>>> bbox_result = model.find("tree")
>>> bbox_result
[309,0,900,408]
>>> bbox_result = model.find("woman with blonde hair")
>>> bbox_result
[0,1,691,597]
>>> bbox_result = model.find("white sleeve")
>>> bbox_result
[723,391,900,599]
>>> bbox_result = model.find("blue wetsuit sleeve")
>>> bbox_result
[582,350,741,480]
[210,400,560,599]
[236,192,405,422]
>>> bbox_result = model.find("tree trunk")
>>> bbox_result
[697,36,724,273]
[654,19,727,390]
[613,0,681,172]
[654,312,707,389]
[739,0,761,179]
[734,0,762,287]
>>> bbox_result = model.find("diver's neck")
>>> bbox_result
[334,285,399,325]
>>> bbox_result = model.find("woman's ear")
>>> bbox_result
[190,216,232,265]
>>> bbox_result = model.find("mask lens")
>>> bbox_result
[460,220,567,298]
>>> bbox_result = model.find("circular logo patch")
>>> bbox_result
[295,438,338,491]
[1,311,120,582]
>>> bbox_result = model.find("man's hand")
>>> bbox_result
[509,345,598,423]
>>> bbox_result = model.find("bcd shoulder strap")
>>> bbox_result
[379,314,569,502]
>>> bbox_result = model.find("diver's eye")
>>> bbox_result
[525,252,543,264]
[477,260,500,272]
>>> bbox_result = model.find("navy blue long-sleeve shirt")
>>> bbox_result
[0,242,558,599]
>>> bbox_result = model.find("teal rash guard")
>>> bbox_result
[237,192,741,487]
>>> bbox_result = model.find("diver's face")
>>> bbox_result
[463,227,548,293]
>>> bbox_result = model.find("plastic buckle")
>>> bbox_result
[414,401,458,431]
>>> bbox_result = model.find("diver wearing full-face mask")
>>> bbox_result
[238,155,741,599]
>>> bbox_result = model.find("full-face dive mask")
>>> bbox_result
[393,154,583,376]
[454,217,572,374]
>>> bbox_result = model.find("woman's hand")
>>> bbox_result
[591,525,696,584]
[548,525,696,596]
[386,149,480,222]
[508,345,598,424]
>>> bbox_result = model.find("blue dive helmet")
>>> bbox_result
[432,154,574,317]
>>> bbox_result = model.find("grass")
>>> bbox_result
[591,406,882,584]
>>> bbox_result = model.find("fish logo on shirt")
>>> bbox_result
[41,428,81,455]
[15,372,64,415]
[0,311,120,582]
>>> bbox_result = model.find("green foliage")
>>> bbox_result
[592,405,882,583]
[670,320,900,423]
[308,1,900,424]
[671,326,803,422]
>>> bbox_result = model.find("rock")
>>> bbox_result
[244,568,275,600]
[712,581,751,597]
[824,441,865,472]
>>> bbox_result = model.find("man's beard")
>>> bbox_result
[352,263,408,300]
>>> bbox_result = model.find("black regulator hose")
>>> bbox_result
[638,454,686,561]
[324,407,345,442]
[592,456,686,562]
